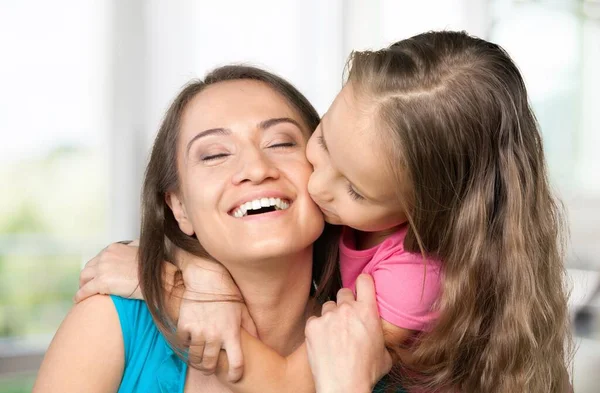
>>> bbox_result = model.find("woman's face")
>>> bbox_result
[168,80,324,264]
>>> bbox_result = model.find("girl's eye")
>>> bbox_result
[347,183,364,201]
[201,153,230,161]
[269,142,296,149]
[317,135,327,151]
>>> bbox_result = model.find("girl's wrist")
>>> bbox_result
[181,258,226,282]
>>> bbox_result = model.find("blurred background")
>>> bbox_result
[0,0,598,391]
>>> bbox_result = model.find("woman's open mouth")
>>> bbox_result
[230,197,291,218]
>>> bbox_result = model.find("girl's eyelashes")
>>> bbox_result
[347,183,364,201]
[317,135,327,151]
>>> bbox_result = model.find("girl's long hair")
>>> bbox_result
[348,31,572,392]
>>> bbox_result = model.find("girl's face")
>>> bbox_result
[306,83,409,233]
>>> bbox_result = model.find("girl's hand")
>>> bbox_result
[177,257,258,382]
[305,274,392,393]
[75,241,141,303]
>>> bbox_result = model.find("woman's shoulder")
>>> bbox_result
[33,295,125,392]
[67,295,125,333]
[68,294,149,335]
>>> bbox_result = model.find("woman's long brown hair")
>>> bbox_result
[138,65,341,364]
[348,31,572,392]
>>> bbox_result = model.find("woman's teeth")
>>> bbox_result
[232,198,290,218]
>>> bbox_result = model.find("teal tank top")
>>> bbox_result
[110,295,404,393]
[111,295,187,392]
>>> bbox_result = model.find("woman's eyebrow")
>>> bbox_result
[186,117,304,156]
[186,128,230,156]
[258,117,302,131]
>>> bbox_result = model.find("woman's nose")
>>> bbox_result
[232,148,280,185]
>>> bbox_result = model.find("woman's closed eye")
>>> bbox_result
[268,141,297,149]
[201,152,230,161]
[265,132,300,149]
[200,141,296,162]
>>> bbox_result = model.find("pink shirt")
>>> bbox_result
[339,225,442,331]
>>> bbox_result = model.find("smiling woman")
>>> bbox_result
[162,78,325,265]
[32,65,351,393]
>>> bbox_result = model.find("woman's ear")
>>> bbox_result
[165,192,195,236]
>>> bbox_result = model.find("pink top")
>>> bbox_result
[339,225,442,331]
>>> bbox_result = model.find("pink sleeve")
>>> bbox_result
[370,255,442,331]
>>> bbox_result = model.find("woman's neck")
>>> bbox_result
[226,247,316,356]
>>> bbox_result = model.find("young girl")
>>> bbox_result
[78,31,572,392]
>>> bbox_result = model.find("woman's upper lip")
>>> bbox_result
[229,190,293,212]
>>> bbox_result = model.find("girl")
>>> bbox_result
[79,31,572,392]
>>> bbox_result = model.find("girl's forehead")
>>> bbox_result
[323,88,402,202]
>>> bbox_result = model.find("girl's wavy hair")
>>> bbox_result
[138,65,341,366]
[347,31,572,392]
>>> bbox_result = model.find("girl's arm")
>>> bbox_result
[32,296,124,393]
[213,275,409,393]
[75,243,412,392]
[215,331,313,393]
[76,241,257,382]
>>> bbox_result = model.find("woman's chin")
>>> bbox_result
[223,243,314,266]
[196,207,324,266]
[214,229,322,266]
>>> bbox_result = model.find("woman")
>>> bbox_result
[33,66,392,393]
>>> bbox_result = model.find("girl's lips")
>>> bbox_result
[317,204,337,217]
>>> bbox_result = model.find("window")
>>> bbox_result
[0,1,111,389]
